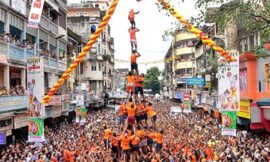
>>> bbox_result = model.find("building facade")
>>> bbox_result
[67,2,115,98]
[0,0,68,138]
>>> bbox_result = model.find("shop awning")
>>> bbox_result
[257,98,270,106]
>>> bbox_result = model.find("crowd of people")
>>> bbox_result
[0,85,25,96]
[0,31,34,50]
[1,100,270,161]
[0,31,59,59]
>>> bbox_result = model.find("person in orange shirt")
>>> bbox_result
[128,9,139,27]
[155,129,164,152]
[103,126,113,150]
[131,131,140,159]
[126,103,137,132]
[135,73,145,101]
[111,133,120,159]
[130,50,141,74]
[135,101,145,126]
[144,102,157,129]
[119,132,133,161]
[129,27,140,51]
[118,102,127,126]
[126,71,136,100]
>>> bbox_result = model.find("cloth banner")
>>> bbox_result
[221,111,237,136]
[75,107,88,124]
[27,57,45,117]
[183,100,192,113]
[218,52,240,111]
[170,107,182,116]
[27,0,45,28]
[28,117,45,142]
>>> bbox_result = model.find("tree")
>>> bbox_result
[144,67,162,94]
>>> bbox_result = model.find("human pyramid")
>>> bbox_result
[103,5,164,162]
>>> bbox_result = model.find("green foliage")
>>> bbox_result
[144,67,162,94]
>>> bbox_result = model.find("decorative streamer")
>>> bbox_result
[157,0,234,62]
[42,0,119,104]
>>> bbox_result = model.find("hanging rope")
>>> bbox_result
[42,0,119,104]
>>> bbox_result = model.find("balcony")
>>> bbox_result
[45,0,59,12]
[42,56,67,70]
[50,22,58,35]
[82,71,103,81]
[40,16,50,29]
[175,47,194,55]
[174,61,194,70]
[90,44,97,54]
[48,58,58,69]
[175,32,197,42]
[9,44,25,61]
[58,0,67,11]
[0,96,27,112]
[0,41,8,56]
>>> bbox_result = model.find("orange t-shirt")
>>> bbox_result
[127,106,136,117]
[120,135,132,150]
[118,104,126,116]
[128,11,135,21]
[135,75,144,87]
[136,130,145,138]
[145,106,156,117]
[130,54,138,63]
[136,103,144,115]
[104,129,113,139]
[155,133,163,144]
[111,137,119,147]
[129,29,138,40]
[127,75,136,84]
[131,135,140,145]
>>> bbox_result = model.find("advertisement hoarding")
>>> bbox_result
[238,100,251,119]
[28,117,44,143]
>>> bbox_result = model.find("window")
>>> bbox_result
[80,62,84,74]
[98,62,101,71]
[91,63,97,71]
[90,25,96,34]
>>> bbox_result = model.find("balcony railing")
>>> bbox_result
[0,41,8,56]
[40,16,49,29]
[50,22,58,35]
[8,44,36,62]
[58,0,67,10]
[0,96,27,112]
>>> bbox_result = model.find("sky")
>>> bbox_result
[67,0,199,73]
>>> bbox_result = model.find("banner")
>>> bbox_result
[27,57,45,117]
[238,100,251,119]
[218,53,239,111]
[75,107,88,124]
[183,100,192,113]
[185,78,205,86]
[76,94,84,106]
[27,0,45,28]
[0,132,6,145]
[221,111,237,136]
[28,117,44,142]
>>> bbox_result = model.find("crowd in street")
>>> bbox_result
[1,100,270,162]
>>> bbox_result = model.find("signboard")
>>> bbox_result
[185,78,205,86]
[81,83,87,91]
[221,111,237,136]
[27,57,45,117]
[183,100,192,113]
[14,113,28,129]
[27,0,45,28]
[218,53,240,111]
[0,55,8,64]
[205,75,211,88]
[237,100,251,119]
[0,96,27,112]
[52,106,62,118]
[47,95,61,106]
[170,107,182,116]
[76,95,84,106]
[0,132,6,145]
[11,0,26,15]
[75,107,88,124]
[28,117,44,142]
